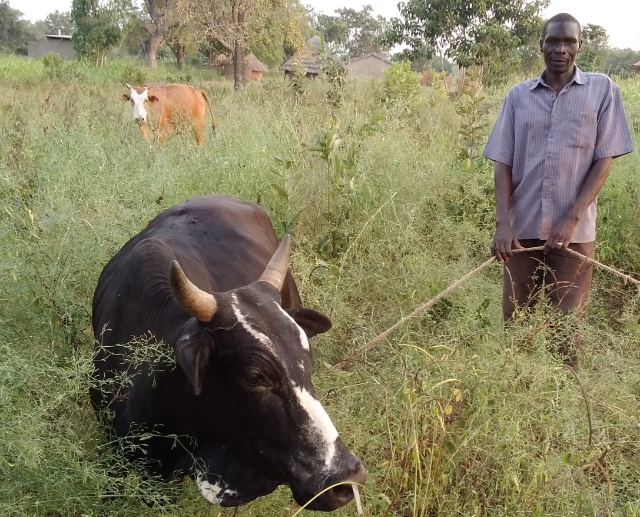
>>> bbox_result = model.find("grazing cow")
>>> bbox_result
[120,83,215,145]
[91,194,365,511]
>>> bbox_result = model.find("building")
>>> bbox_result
[280,36,324,79]
[215,53,267,81]
[28,33,76,61]
[345,53,392,80]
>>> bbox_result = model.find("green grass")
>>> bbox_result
[1,55,640,516]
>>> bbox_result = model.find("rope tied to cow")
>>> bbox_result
[330,245,640,371]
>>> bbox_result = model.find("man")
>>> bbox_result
[482,13,634,368]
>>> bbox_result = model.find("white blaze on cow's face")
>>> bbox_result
[128,87,149,122]
[229,291,340,471]
[231,294,276,354]
[293,385,339,467]
[276,304,310,351]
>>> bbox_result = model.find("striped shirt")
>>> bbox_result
[483,67,634,243]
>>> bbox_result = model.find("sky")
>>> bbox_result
[12,0,640,51]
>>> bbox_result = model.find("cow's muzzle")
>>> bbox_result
[292,455,366,512]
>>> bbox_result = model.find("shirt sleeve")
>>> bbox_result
[593,79,635,160]
[482,91,515,166]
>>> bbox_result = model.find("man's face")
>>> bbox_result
[540,21,582,76]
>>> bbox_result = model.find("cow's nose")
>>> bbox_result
[322,459,366,509]
[301,457,366,511]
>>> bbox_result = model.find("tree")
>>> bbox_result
[177,0,304,89]
[603,47,640,78]
[0,1,38,54]
[314,14,347,52]
[312,5,390,60]
[71,0,134,64]
[577,24,609,72]
[385,0,548,85]
[139,0,180,68]
[44,10,74,35]
[407,51,453,73]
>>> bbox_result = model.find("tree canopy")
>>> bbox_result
[312,5,390,60]
[577,23,609,71]
[43,10,75,35]
[71,0,135,64]
[0,1,38,54]
[385,0,548,84]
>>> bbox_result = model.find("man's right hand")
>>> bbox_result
[491,224,523,263]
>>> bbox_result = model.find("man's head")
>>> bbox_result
[540,13,582,76]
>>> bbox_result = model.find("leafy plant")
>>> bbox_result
[286,58,308,100]
[322,55,347,108]
[308,114,383,257]
[270,155,302,235]
[377,61,422,106]
[42,52,81,80]
[455,71,489,173]
[119,60,147,85]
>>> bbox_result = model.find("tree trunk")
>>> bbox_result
[233,42,246,91]
[142,32,164,69]
[171,42,185,70]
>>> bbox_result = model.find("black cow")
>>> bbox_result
[91,194,365,511]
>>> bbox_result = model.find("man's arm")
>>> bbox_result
[491,161,523,262]
[544,156,613,253]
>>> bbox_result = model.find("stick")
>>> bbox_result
[331,245,640,370]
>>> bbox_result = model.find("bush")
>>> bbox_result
[118,60,148,85]
[377,61,422,105]
[41,52,82,80]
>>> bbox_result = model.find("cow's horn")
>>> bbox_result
[125,82,133,89]
[259,234,291,292]
[170,261,217,322]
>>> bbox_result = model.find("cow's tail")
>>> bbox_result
[200,90,216,132]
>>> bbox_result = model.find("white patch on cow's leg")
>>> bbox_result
[196,473,223,504]
[232,294,275,352]
[129,88,149,122]
[275,304,310,351]
[298,360,305,372]
[293,385,338,467]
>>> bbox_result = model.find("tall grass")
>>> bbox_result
[1,56,639,516]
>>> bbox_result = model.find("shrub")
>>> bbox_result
[377,61,422,105]
[119,61,147,85]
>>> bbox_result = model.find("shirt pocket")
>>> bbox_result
[566,110,597,150]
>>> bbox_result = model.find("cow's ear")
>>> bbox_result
[120,93,131,101]
[147,94,159,103]
[175,321,211,395]
[286,308,332,338]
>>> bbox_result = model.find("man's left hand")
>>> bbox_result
[544,217,579,253]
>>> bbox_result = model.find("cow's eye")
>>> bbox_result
[243,371,266,386]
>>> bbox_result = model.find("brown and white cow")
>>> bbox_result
[120,83,215,145]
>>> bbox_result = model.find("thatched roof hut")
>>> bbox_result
[280,36,325,78]
[633,60,640,75]
[246,54,267,80]
[215,53,268,81]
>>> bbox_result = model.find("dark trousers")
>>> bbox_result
[503,239,595,367]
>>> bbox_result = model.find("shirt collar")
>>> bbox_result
[529,66,587,90]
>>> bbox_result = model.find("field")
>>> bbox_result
[1,55,640,516]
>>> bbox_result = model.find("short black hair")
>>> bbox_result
[541,13,581,40]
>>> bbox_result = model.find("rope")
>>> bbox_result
[330,245,640,371]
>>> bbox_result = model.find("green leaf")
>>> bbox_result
[270,183,289,202]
